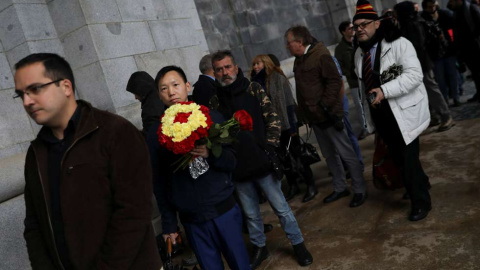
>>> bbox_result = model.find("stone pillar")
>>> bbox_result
[0,1,64,158]
[0,0,209,159]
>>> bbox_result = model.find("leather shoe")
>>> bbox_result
[285,184,300,201]
[437,117,455,132]
[263,223,273,233]
[293,242,313,266]
[250,245,269,269]
[349,193,368,207]
[323,189,350,203]
[302,185,318,203]
[408,206,432,221]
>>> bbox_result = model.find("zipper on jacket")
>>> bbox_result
[31,126,98,270]
[60,126,99,168]
[381,48,391,58]
[32,147,66,270]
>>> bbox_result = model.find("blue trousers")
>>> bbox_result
[183,204,250,270]
[235,173,304,247]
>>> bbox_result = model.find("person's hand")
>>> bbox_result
[163,232,179,244]
[190,144,209,158]
[368,88,385,108]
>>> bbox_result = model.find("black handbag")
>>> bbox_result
[297,128,321,165]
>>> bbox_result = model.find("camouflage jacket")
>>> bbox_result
[211,75,281,147]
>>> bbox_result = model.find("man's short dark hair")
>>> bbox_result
[211,50,236,66]
[285,25,314,46]
[154,65,188,90]
[199,54,213,74]
[421,0,436,9]
[338,21,351,34]
[15,53,76,92]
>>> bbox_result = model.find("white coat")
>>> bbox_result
[354,37,430,145]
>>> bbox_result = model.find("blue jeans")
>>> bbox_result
[343,94,364,168]
[235,174,304,247]
[433,56,459,101]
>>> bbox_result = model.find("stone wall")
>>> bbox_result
[0,0,209,159]
[194,0,359,72]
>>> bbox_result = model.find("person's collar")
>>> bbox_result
[201,74,215,81]
[304,44,312,55]
[39,102,83,142]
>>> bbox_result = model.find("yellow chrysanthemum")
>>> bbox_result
[161,103,209,142]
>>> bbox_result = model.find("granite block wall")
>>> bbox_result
[0,0,209,159]
[194,0,360,73]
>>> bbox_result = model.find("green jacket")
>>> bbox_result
[334,37,359,88]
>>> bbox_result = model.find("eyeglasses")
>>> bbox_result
[13,79,64,100]
[353,20,375,31]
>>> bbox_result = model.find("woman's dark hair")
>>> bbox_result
[154,65,188,90]
[15,53,76,92]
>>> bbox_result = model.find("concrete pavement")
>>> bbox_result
[255,80,480,269]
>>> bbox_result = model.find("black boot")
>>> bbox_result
[250,245,269,269]
[285,183,300,201]
[293,242,313,266]
[302,185,318,203]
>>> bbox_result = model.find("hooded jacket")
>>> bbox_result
[126,71,164,132]
[24,100,160,269]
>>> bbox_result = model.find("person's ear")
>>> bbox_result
[62,79,74,97]
[186,81,191,92]
[374,20,381,29]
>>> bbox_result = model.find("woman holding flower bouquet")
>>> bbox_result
[146,66,250,270]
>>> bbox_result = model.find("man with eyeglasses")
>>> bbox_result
[352,0,432,221]
[14,53,161,269]
[285,25,367,209]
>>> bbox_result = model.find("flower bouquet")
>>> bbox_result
[157,101,252,178]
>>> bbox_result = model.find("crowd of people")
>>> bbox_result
[13,0,480,269]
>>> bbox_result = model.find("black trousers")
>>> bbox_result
[279,130,314,186]
[370,101,431,210]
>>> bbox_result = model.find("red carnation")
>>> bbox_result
[234,110,253,131]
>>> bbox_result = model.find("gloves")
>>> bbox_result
[265,144,284,180]
[333,118,344,131]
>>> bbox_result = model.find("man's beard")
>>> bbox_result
[218,73,237,86]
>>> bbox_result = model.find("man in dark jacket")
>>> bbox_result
[15,53,160,269]
[126,71,164,135]
[147,65,250,270]
[448,0,480,102]
[394,1,455,132]
[285,25,367,208]
[211,50,313,269]
[422,0,461,106]
[335,21,369,139]
[192,54,217,106]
